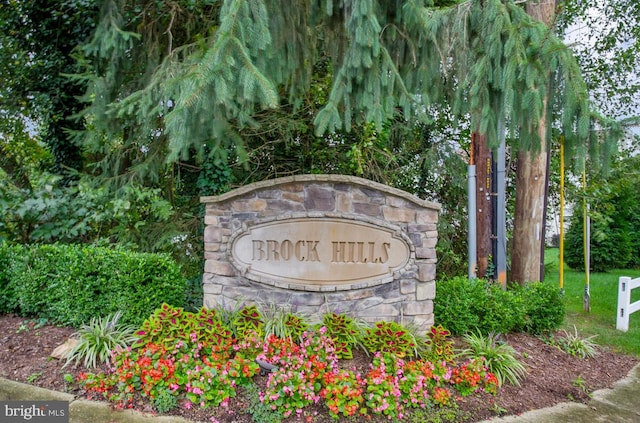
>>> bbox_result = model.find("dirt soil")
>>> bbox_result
[0,314,638,423]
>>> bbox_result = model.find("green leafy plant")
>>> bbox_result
[135,304,234,351]
[565,180,637,272]
[406,404,466,423]
[62,373,75,392]
[402,322,430,358]
[152,389,178,413]
[459,331,528,387]
[321,312,365,359]
[572,374,590,395]
[65,311,137,369]
[363,320,418,358]
[479,284,526,334]
[245,382,284,423]
[180,355,259,409]
[232,305,264,340]
[488,402,508,416]
[211,300,245,331]
[0,242,25,314]
[554,326,599,359]
[77,309,506,419]
[26,371,42,383]
[425,325,455,363]
[433,277,483,335]
[282,313,309,341]
[521,282,565,334]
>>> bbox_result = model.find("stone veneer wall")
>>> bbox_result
[201,174,441,330]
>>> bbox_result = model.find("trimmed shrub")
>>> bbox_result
[435,277,564,335]
[477,283,526,334]
[520,281,565,334]
[8,244,186,326]
[433,277,483,335]
[0,242,26,314]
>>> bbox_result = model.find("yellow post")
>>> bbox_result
[583,171,590,312]
[559,138,564,292]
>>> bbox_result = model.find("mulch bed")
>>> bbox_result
[1,314,637,422]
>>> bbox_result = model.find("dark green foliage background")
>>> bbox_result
[564,152,640,272]
[564,208,633,272]
[0,243,187,326]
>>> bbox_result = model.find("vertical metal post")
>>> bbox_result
[583,172,590,312]
[559,139,565,292]
[468,164,477,279]
[495,115,507,289]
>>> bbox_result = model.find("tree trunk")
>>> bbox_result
[511,145,548,283]
[511,0,555,283]
[473,132,493,278]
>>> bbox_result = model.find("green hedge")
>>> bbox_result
[0,242,25,314]
[434,277,564,335]
[0,243,187,326]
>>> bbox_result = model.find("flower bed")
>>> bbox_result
[77,305,499,421]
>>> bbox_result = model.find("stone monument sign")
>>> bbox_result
[201,174,440,329]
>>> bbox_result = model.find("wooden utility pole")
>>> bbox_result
[473,131,493,279]
[511,0,555,284]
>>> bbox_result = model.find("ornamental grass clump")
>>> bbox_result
[262,304,310,343]
[65,311,137,369]
[459,331,528,387]
[555,325,599,359]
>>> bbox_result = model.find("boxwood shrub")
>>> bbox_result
[1,243,187,327]
[0,242,26,314]
[434,276,564,335]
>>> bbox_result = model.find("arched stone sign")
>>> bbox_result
[201,174,440,330]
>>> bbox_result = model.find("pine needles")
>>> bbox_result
[76,0,619,183]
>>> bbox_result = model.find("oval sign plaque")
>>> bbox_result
[231,218,411,287]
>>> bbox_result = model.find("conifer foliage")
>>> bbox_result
[77,0,604,179]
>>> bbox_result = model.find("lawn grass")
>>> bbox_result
[542,248,640,357]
